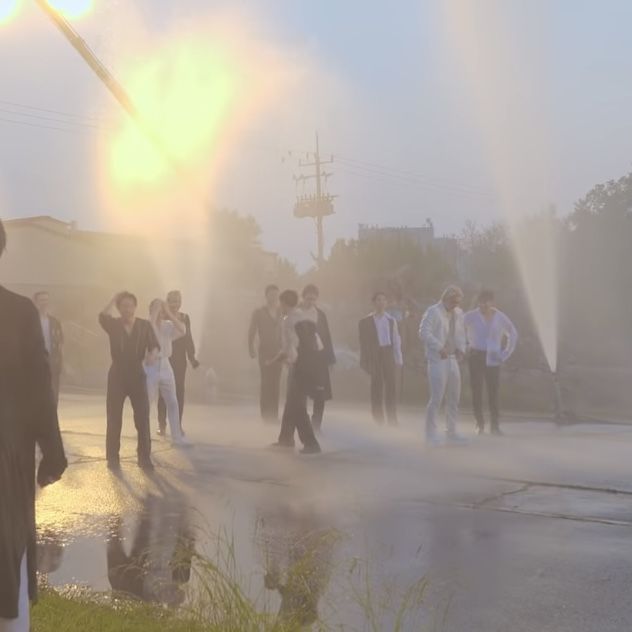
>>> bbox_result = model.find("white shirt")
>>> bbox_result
[464,308,518,366]
[419,302,466,362]
[298,305,324,351]
[154,320,184,360]
[40,315,52,354]
[372,312,403,366]
[280,308,305,365]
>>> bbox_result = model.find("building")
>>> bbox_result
[358,219,462,275]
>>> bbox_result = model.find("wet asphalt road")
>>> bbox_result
[36,393,632,631]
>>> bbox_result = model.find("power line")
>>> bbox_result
[336,164,494,199]
[336,154,488,192]
[0,115,90,135]
[0,99,109,123]
[0,106,108,130]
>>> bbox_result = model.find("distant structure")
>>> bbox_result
[292,133,336,268]
[357,219,461,274]
[358,218,436,249]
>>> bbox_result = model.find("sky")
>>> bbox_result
[1,0,632,269]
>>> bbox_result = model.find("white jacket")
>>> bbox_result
[419,302,466,362]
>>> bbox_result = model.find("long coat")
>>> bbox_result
[0,286,67,618]
[314,308,335,401]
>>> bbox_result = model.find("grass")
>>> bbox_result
[32,589,209,632]
[31,527,445,632]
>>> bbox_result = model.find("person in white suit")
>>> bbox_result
[419,286,467,445]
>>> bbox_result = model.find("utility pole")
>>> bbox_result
[292,133,336,267]
[34,0,182,176]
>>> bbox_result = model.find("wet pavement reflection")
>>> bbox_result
[255,502,339,627]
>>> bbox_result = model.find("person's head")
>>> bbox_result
[477,289,495,315]
[265,284,279,307]
[279,289,298,316]
[441,285,464,312]
[115,291,138,322]
[302,284,319,309]
[372,291,388,313]
[166,290,182,313]
[33,291,50,315]
[149,298,164,321]
[0,219,5,258]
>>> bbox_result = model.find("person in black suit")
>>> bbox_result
[300,285,335,433]
[99,292,159,471]
[358,292,403,425]
[270,290,321,454]
[0,219,67,630]
[157,290,199,436]
[32,291,64,407]
[248,285,283,422]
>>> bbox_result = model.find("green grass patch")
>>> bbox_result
[32,590,210,632]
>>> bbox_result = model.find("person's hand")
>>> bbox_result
[249,349,257,360]
[455,350,465,362]
[440,348,449,359]
[191,359,200,369]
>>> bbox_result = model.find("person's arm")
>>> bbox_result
[23,301,67,487]
[163,302,186,338]
[248,310,258,359]
[99,293,119,333]
[183,315,199,368]
[358,319,369,373]
[501,313,518,362]
[319,310,336,365]
[392,319,403,367]
[455,311,467,360]
[419,307,443,352]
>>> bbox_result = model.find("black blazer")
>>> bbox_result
[0,286,67,618]
[358,314,396,374]
[315,308,336,366]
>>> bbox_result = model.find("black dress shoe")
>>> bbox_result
[491,427,504,436]
[269,441,295,450]
[138,458,154,471]
[300,445,321,455]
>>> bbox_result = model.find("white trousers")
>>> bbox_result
[146,361,183,443]
[425,358,461,438]
[0,552,29,632]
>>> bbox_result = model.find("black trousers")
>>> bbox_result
[370,346,397,425]
[158,360,185,431]
[259,359,283,422]
[50,366,61,408]
[277,369,320,449]
[106,367,151,463]
[468,350,500,430]
[311,396,325,431]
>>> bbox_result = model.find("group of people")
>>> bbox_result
[249,283,518,452]
[249,284,335,455]
[0,200,519,630]
[98,289,200,471]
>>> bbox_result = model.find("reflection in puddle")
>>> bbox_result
[256,502,340,628]
[106,490,195,606]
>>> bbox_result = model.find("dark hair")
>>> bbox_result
[265,284,279,296]
[302,284,319,298]
[116,291,138,308]
[372,291,387,303]
[279,289,298,308]
[477,289,495,303]
[33,291,49,301]
[0,219,5,256]
[166,290,181,301]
